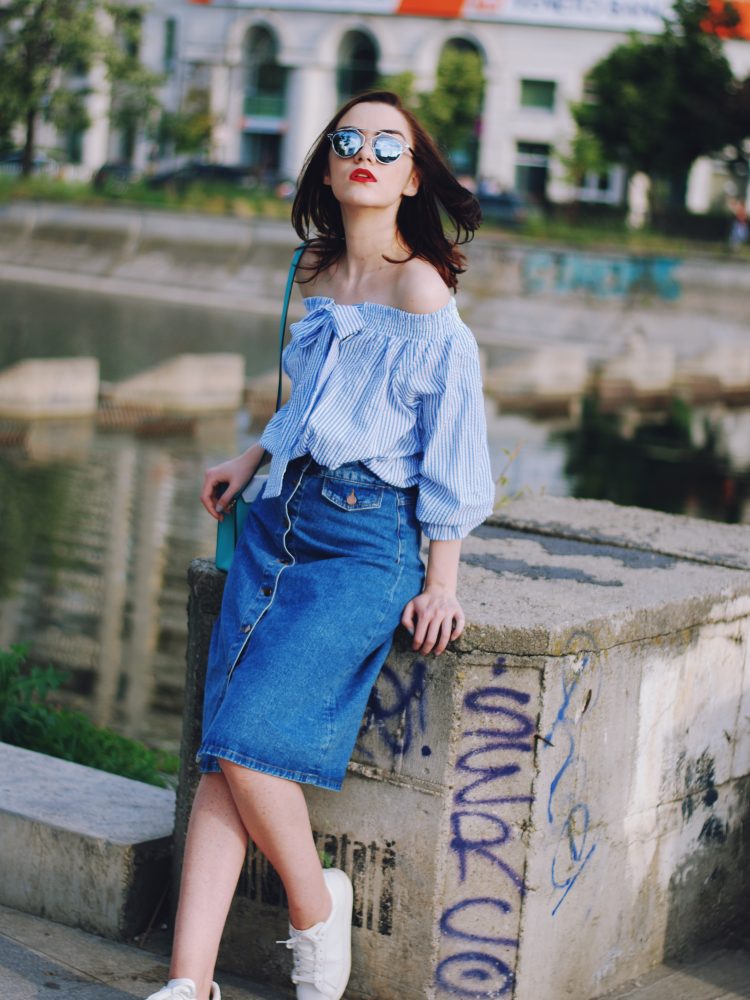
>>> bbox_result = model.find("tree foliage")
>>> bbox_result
[0,0,163,173]
[573,0,741,198]
[380,44,484,169]
[157,87,214,156]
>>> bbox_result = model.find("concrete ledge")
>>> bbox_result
[0,743,175,939]
[490,494,750,571]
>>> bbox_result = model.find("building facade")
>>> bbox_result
[165,0,750,208]
[30,0,750,209]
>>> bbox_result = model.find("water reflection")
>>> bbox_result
[557,396,750,523]
[0,279,280,380]
[2,277,749,757]
[0,420,234,751]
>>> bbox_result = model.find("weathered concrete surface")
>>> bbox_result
[1,902,746,1000]
[0,902,288,999]
[178,496,750,1000]
[0,358,99,418]
[0,744,175,939]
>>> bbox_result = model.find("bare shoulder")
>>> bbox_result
[294,245,326,297]
[394,257,452,314]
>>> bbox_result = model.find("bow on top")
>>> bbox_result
[290,299,366,394]
[291,298,365,350]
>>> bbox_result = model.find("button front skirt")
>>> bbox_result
[196,457,425,791]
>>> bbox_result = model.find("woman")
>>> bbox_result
[147,91,494,1000]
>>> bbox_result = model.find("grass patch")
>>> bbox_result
[0,174,291,220]
[0,645,178,787]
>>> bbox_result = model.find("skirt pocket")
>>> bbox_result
[321,476,384,511]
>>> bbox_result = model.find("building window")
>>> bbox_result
[65,129,84,165]
[438,38,484,176]
[577,165,627,205]
[515,141,550,203]
[244,26,287,119]
[520,79,556,112]
[164,18,176,73]
[337,31,378,104]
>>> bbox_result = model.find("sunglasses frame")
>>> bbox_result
[326,127,413,165]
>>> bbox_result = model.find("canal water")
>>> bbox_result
[1,280,747,754]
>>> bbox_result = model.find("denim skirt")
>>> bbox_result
[196,456,425,791]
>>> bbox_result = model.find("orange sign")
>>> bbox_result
[709,0,750,39]
[396,0,464,14]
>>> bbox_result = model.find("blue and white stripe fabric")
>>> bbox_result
[259,295,494,540]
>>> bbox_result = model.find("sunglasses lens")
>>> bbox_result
[373,134,404,164]
[331,129,364,158]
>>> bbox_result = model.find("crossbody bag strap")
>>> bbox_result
[275,241,308,412]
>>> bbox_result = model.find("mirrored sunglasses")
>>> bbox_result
[327,128,412,165]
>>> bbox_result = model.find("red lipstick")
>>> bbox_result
[350,168,376,182]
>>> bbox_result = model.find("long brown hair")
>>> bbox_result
[291,91,481,291]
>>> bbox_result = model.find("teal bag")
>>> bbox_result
[215,243,307,572]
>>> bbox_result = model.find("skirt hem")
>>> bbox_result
[196,744,343,792]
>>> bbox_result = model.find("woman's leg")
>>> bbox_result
[219,760,330,930]
[169,772,249,1000]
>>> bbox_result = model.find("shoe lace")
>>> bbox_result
[277,930,323,985]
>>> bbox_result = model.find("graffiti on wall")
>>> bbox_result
[435,658,536,998]
[241,831,397,936]
[357,659,430,763]
[522,251,681,299]
[541,636,601,917]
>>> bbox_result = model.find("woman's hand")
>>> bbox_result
[401,584,465,656]
[200,444,264,521]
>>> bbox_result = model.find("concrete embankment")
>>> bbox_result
[177,496,750,1000]
[3,200,750,416]
[1,493,749,998]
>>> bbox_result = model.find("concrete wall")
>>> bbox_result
[2,203,749,366]
[0,744,175,940]
[177,497,750,1000]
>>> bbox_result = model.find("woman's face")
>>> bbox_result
[324,102,419,209]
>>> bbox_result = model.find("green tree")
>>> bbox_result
[380,45,485,173]
[573,0,740,207]
[418,44,484,171]
[0,0,163,175]
[724,75,750,198]
[156,86,214,157]
[557,126,611,191]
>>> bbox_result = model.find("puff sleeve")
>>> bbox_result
[416,330,495,540]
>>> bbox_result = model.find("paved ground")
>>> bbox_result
[597,935,750,1000]
[0,904,288,1000]
[1,902,748,999]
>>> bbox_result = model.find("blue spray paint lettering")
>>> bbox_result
[357,659,428,761]
[542,644,599,916]
[435,677,535,996]
[522,250,681,299]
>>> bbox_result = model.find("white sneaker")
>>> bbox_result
[279,868,353,1000]
[145,979,221,1000]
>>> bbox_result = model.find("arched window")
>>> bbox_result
[434,38,484,176]
[243,26,287,178]
[245,26,286,118]
[336,31,378,104]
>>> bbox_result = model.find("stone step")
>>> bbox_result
[0,743,175,940]
[0,358,99,418]
[102,353,245,414]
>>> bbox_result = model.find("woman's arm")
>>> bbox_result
[200,441,266,521]
[401,539,465,656]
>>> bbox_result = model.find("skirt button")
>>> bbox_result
[262,585,273,597]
